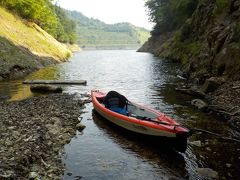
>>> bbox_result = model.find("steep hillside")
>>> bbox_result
[139,0,240,130]
[66,10,150,49]
[140,0,240,81]
[0,7,72,80]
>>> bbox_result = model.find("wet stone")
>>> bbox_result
[76,123,86,131]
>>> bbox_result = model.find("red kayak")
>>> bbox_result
[91,90,191,152]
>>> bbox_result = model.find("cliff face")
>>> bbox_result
[140,0,240,82]
[0,7,73,81]
[139,0,240,131]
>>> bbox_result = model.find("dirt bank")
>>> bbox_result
[0,94,87,179]
[0,7,73,81]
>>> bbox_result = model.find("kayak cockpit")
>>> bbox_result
[95,90,160,120]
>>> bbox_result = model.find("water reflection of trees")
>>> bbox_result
[4,66,60,101]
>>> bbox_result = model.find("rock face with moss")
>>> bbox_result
[141,0,240,81]
[0,7,73,81]
[139,0,240,130]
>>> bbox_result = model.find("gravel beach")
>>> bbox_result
[0,93,87,179]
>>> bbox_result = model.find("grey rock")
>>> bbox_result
[191,99,208,111]
[190,140,202,147]
[202,77,226,93]
[76,123,86,131]
[196,168,218,179]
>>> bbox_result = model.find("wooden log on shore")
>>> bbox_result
[23,79,87,85]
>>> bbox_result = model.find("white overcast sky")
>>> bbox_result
[54,0,153,30]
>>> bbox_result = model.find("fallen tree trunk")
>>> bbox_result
[23,79,87,85]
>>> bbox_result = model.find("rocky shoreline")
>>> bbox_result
[138,0,240,135]
[176,78,240,135]
[0,94,87,179]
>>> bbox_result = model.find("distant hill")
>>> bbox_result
[65,10,150,49]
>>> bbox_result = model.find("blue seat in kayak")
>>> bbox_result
[109,107,128,115]
[104,91,128,115]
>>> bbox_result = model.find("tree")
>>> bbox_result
[145,0,198,35]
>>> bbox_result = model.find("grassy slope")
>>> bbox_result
[0,7,72,80]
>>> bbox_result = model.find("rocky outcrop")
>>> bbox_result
[141,0,240,82]
[138,32,173,54]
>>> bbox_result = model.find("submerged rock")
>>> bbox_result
[30,84,63,93]
[175,87,205,98]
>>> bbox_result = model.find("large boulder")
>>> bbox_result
[202,77,226,93]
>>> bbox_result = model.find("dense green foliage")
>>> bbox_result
[213,0,230,15]
[66,10,150,49]
[0,0,76,44]
[54,6,77,43]
[145,0,198,35]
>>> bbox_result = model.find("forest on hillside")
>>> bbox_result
[145,0,199,35]
[66,10,150,49]
[0,0,77,44]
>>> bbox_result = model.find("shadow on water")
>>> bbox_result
[91,110,188,178]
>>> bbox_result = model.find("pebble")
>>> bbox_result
[0,94,85,179]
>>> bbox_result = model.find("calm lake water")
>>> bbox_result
[0,50,239,179]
